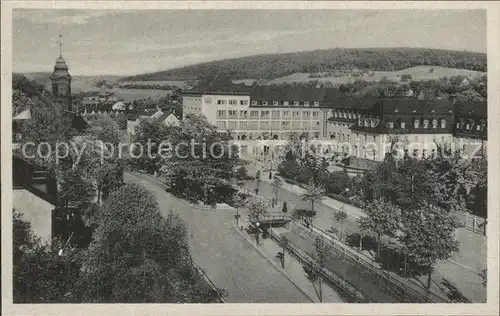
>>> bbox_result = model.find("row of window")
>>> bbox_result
[217,120,321,129]
[251,101,320,107]
[216,109,321,118]
[217,100,249,105]
[456,122,485,131]
[357,118,448,129]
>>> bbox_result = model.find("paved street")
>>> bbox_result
[124,172,312,303]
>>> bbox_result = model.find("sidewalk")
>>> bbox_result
[236,221,344,303]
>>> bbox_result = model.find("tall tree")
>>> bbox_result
[398,203,459,295]
[357,199,402,254]
[301,182,325,227]
[271,176,283,203]
[80,184,222,302]
[333,208,348,240]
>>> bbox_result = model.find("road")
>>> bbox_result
[124,172,311,303]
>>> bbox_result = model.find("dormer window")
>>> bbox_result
[358,118,362,125]
[273,101,279,106]
[304,101,310,106]
[414,119,420,128]
[476,125,481,131]
[364,119,369,127]
[251,101,257,105]
[401,122,406,129]
[423,119,429,128]
[388,122,394,128]
[348,113,352,119]
[394,109,399,113]
[343,112,348,118]
[440,119,446,128]
[353,113,357,119]
[334,112,338,118]
[466,124,470,130]
[430,109,435,113]
[456,123,460,129]
[432,119,438,128]
[263,101,268,106]
[293,101,299,106]
[370,120,376,128]
[283,101,289,106]
[314,102,319,107]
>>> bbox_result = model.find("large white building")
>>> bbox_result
[183,91,328,141]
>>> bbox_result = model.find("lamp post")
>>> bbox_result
[255,222,260,245]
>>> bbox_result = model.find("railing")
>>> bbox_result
[269,228,368,303]
[455,212,487,236]
[289,222,447,303]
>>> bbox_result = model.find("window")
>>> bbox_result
[370,121,376,128]
[313,111,318,118]
[343,112,348,118]
[414,119,420,128]
[292,111,300,118]
[217,100,227,105]
[394,109,399,113]
[401,122,406,129]
[476,125,481,131]
[466,124,470,130]
[334,112,339,118]
[283,111,290,117]
[273,101,279,106]
[251,101,257,105]
[294,101,299,106]
[228,110,237,116]
[240,100,249,105]
[314,102,319,107]
[272,110,280,117]
[440,119,446,129]
[229,100,237,105]
[261,111,269,117]
[364,119,369,127]
[304,101,310,106]
[432,119,438,128]
[348,113,352,119]
[316,121,320,126]
[304,111,310,117]
[283,101,289,106]
[217,110,226,117]
[423,119,429,128]
[240,110,248,117]
[353,113,357,119]
[250,110,259,117]
[456,123,460,129]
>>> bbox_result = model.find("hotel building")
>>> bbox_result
[182,89,486,165]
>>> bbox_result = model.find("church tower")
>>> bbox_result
[50,35,72,112]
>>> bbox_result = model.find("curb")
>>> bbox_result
[233,227,316,303]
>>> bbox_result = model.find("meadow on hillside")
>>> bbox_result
[234,66,486,86]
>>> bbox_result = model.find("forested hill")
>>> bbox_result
[121,48,487,82]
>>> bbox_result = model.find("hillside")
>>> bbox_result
[120,47,487,82]
[255,66,486,86]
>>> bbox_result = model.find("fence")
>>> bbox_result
[455,212,487,236]
[287,221,447,303]
[269,228,368,303]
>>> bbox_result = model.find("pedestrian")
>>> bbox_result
[255,187,259,195]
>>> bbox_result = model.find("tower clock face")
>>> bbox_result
[204,96,213,104]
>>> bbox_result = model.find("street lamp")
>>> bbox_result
[255,222,260,245]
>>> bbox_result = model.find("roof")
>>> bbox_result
[183,91,250,96]
[379,99,454,115]
[248,86,324,102]
[13,108,32,120]
[454,101,487,118]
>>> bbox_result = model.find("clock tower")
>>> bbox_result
[50,35,72,112]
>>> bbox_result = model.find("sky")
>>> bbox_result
[12,9,486,76]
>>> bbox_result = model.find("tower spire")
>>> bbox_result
[59,34,62,57]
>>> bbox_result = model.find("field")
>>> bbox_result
[119,80,191,89]
[234,66,486,86]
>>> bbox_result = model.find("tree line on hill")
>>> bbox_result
[122,48,486,82]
